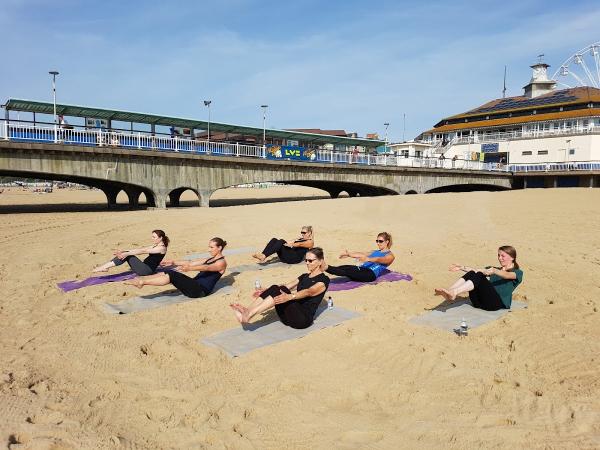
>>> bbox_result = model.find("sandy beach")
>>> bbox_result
[1,187,599,449]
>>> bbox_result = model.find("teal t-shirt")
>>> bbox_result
[489,268,523,308]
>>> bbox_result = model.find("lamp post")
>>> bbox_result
[49,70,59,142]
[566,139,571,163]
[203,100,212,143]
[261,105,268,148]
[384,122,390,153]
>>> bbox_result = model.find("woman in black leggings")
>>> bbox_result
[252,226,314,264]
[125,238,227,298]
[93,230,169,276]
[434,245,524,311]
[231,247,330,329]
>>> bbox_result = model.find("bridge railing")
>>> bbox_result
[509,161,600,172]
[1,120,507,171]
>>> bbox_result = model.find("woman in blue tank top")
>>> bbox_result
[125,237,227,298]
[323,232,395,282]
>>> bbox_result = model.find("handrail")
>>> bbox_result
[0,120,508,172]
[509,161,600,172]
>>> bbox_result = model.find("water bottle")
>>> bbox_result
[460,318,468,336]
[254,279,261,291]
[327,295,333,310]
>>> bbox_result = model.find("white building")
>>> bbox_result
[417,62,600,169]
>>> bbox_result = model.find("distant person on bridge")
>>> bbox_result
[125,237,227,298]
[322,232,395,282]
[434,245,523,311]
[231,247,329,329]
[252,226,314,264]
[93,230,169,275]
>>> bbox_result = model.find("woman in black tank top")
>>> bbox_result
[93,230,169,276]
[231,247,330,329]
[125,237,227,298]
[252,226,314,264]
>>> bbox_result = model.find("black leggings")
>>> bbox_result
[112,255,153,276]
[325,265,377,282]
[260,284,313,329]
[261,238,305,264]
[167,271,207,298]
[463,271,506,311]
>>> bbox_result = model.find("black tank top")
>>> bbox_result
[193,256,225,295]
[143,253,166,272]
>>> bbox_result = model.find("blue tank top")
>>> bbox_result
[361,250,391,278]
[193,256,224,295]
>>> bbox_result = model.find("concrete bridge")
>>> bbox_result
[0,141,513,208]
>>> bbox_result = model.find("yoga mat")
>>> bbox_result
[58,246,256,292]
[201,305,361,357]
[408,300,527,334]
[328,270,412,292]
[228,259,299,274]
[103,283,235,315]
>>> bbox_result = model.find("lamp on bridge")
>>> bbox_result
[203,100,212,143]
[384,122,390,153]
[48,70,59,141]
[261,105,268,148]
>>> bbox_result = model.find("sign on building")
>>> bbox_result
[481,143,499,153]
[265,145,317,161]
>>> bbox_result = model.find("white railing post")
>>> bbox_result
[174,136,179,152]
[137,132,141,149]
[97,129,103,147]
[3,120,8,140]
[236,142,240,157]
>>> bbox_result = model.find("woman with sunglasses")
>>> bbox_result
[93,229,169,276]
[322,232,395,282]
[434,245,523,310]
[231,247,329,329]
[125,238,227,298]
[252,226,314,264]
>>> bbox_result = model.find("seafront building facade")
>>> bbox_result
[417,63,600,170]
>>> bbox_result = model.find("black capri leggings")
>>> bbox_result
[167,271,207,298]
[261,238,306,264]
[112,255,153,276]
[463,271,506,311]
[260,284,313,329]
[325,265,377,282]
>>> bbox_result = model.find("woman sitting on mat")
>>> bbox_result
[93,229,169,276]
[322,232,395,282]
[231,247,329,329]
[434,245,523,311]
[125,237,227,298]
[252,226,314,264]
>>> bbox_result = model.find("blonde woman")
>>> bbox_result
[252,226,314,264]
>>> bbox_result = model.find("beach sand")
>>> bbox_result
[0,188,599,449]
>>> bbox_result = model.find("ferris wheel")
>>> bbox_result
[552,41,600,88]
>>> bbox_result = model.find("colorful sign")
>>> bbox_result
[265,145,317,161]
[481,143,499,153]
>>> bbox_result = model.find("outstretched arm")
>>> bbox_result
[339,249,368,259]
[363,252,395,265]
[115,245,162,259]
[273,282,326,305]
[482,267,517,280]
[176,259,227,273]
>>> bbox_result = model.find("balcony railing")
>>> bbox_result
[0,120,506,172]
[509,161,600,172]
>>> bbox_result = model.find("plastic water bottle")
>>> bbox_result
[460,318,468,336]
[254,279,261,291]
[327,295,333,310]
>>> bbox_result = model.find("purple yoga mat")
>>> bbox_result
[57,271,138,292]
[328,270,412,292]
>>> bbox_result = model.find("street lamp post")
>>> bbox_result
[566,139,571,164]
[261,105,268,148]
[204,100,212,144]
[384,122,390,153]
[49,70,59,142]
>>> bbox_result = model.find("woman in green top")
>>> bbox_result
[434,245,523,311]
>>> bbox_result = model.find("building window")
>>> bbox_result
[537,150,548,155]
[522,151,532,156]
[415,150,423,158]
[569,149,575,155]
[401,150,409,158]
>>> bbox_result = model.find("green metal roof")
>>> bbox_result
[3,98,384,147]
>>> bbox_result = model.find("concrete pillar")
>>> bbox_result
[198,189,212,207]
[124,188,141,208]
[101,186,120,209]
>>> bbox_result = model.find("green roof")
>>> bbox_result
[3,99,384,147]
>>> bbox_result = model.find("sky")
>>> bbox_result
[1,0,599,142]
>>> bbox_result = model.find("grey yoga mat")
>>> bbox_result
[408,300,527,333]
[201,305,361,357]
[104,281,235,315]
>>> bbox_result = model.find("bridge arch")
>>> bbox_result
[405,190,418,195]
[167,187,200,208]
[278,180,399,199]
[425,183,511,194]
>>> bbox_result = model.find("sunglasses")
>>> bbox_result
[375,239,386,243]
[300,231,308,235]
[304,258,317,263]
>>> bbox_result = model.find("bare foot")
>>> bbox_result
[434,288,456,301]
[229,304,244,323]
[252,253,266,262]
[124,278,144,289]
[92,267,108,273]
